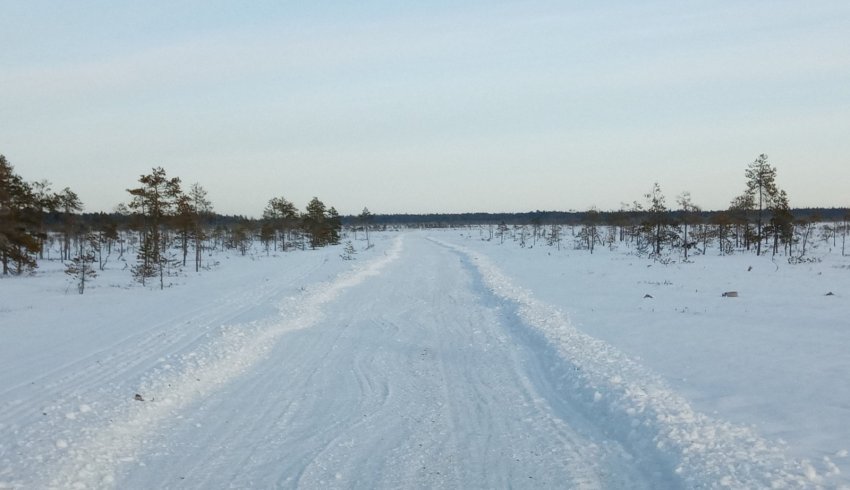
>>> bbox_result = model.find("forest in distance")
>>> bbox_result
[3,152,850,289]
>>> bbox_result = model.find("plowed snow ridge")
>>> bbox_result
[430,237,821,488]
[35,237,404,489]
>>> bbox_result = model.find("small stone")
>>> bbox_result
[134,394,144,402]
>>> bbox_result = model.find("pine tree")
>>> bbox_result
[326,207,341,246]
[30,180,58,259]
[641,182,677,256]
[93,213,119,271]
[259,221,275,255]
[298,198,342,248]
[189,183,213,271]
[766,189,794,256]
[229,219,254,255]
[65,232,98,294]
[547,223,562,250]
[744,154,780,256]
[263,196,297,251]
[496,222,508,244]
[57,187,83,261]
[578,208,602,253]
[358,207,373,248]
[340,240,356,260]
[127,167,182,288]
[677,191,701,260]
[729,193,753,250]
[173,193,194,267]
[0,155,40,275]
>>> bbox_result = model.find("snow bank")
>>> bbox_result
[431,237,826,489]
[31,237,404,489]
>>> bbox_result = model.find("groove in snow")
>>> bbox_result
[430,237,823,489]
[35,237,404,490]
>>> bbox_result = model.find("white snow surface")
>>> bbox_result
[1,231,848,489]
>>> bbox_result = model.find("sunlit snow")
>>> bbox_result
[1,231,848,489]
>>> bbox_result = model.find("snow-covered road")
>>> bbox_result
[112,235,660,489]
[2,233,824,488]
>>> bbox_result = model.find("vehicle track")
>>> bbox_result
[109,235,657,489]
[5,241,401,489]
[3,233,823,488]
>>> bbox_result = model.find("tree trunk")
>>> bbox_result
[182,231,188,266]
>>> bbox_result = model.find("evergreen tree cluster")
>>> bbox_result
[3,151,848,289]
[472,155,849,261]
[1,154,80,275]
[0,157,344,291]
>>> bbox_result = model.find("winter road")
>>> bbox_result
[3,234,815,488]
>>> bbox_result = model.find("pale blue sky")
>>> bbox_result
[2,1,849,216]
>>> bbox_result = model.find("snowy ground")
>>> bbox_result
[1,231,848,489]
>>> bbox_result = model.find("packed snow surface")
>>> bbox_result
[1,231,848,488]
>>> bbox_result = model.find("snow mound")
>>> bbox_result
[33,237,404,489]
[432,237,824,489]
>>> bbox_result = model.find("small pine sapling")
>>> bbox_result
[65,234,98,294]
[340,241,356,260]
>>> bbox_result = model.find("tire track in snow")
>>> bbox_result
[0,255,328,433]
[260,236,647,489]
[0,254,330,488]
[114,235,644,488]
[431,237,825,488]
[31,237,404,490]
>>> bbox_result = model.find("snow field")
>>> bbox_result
[431,228,850,488]
[2,230,848,488]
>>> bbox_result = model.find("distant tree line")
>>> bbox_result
[362,208,846,228]
[452,155,849,262]
[4,152,849,288]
